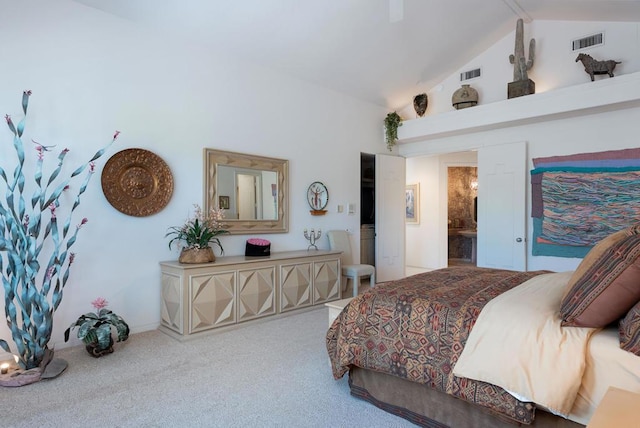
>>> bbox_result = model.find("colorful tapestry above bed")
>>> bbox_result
[531,148,640,258]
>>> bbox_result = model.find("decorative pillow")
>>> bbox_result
[620,301,640,355]
[561,224,640,327]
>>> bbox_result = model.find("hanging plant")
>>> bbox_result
[384,111,403,151]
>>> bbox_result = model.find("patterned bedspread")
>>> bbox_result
[326,266,551,424]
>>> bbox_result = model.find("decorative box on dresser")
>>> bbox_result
[159,250,341,338]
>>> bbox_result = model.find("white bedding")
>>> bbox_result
[452,271,597,417]
[568,327,640,425]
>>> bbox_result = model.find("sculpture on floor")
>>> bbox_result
[508,19,536,98]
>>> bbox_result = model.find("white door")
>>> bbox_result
[477,141,527,271]
[375,154,406,282]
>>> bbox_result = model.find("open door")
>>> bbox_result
[477,141,527,271]
[375,154,406,282]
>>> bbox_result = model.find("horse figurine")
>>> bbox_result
[575,53,621,81]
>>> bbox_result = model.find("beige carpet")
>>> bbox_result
[0,307,415,428]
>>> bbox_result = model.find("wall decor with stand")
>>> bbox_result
[307,181,328,215]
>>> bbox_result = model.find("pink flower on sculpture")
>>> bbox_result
[113,130,120,140]
[69,253,76,265]
[24,90,32,96]
[91,297,108,310]
[63,185,70,191]
[89,162,95,173]
[61,148,69,155]
[46,266,55,280]
[4,114,11,124]
[48,203,56,219]
[77,218,88,229]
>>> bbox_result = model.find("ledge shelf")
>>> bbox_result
[397,71,640,144]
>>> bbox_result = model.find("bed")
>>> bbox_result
[326,256,640,427]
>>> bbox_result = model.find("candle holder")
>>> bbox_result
[304,228,321,250]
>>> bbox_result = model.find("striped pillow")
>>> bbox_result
[620,301,640,355]
[561,224,640,328]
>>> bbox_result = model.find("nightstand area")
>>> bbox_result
[325,297,353,327]
[587,386,640,428]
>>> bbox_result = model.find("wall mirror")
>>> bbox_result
[204,148,289,234]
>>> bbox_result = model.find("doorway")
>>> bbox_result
[447,165,477,266]
[360,153,375,266]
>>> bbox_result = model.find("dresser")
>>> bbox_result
[159,250,341,338]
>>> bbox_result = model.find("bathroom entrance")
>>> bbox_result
[447,166,477,266]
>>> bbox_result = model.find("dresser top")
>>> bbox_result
[160,249,342,269]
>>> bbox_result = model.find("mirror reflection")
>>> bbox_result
[204,149,289,234]
[217,165,278,220]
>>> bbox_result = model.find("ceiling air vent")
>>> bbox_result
[572,32,604,51]
[460,68,481,82]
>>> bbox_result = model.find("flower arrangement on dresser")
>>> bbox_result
[166,204,229,263]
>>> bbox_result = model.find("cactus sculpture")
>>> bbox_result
[0,91,117,372]
[507,19,536,98]
[509,19,535,81]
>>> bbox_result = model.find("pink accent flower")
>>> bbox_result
[46,266,55,280]
[69,253,76,265]
[61,148,69,155]
[22,214,29,230]
[24,90,32,96]
[48,203,56,219]
[4,114,11,124]
[113,130,120,140]
[77,218,88,228]
[63,185,70,191]
[89,162,95,173]
[91,297,108,310]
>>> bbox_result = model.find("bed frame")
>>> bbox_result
[349,367,585,428]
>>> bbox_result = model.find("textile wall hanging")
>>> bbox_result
[531,148,640,258]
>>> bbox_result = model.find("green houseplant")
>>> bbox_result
[384,111,403,151]
[64,297,129,358]
[0,90,117,375]
[166,204,229,263]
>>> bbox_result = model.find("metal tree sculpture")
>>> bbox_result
[0,91,117,370]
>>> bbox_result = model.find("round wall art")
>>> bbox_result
[101,148,174,217]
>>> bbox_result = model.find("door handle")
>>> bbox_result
[516,237,523,242]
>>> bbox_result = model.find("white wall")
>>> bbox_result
[0,0,387,354]
[404,19,640,272]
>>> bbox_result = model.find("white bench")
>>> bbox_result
[325,297,354,328]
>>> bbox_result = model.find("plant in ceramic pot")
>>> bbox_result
[64,297,129,358]
[166,204,229,263]
[0,90,117,380]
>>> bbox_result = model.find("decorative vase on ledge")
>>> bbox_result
[179,247,215,264]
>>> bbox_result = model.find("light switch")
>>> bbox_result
[348,203,355,214]
[337,204,344,213]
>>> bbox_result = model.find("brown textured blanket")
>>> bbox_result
[326,266,551,424]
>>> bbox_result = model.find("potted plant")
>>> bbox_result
[166,204,229,263]
[0,90,117,380]
[384,111,403,151]
[64,297,129,358]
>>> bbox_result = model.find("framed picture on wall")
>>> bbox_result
[218,195,230,210]
[405,183,419,224]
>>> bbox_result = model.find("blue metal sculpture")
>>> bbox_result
[0,91,117,370]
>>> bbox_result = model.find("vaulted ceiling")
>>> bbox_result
[72,0,640,110]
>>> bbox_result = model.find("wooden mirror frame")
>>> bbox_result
[203,148,289,234]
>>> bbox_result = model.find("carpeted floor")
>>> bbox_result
[0,307,416,427]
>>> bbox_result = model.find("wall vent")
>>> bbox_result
[572,32,604,51]
[460,68,481,81]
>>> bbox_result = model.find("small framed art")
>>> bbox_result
[405,183,419,224]
[218,195,230,210]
